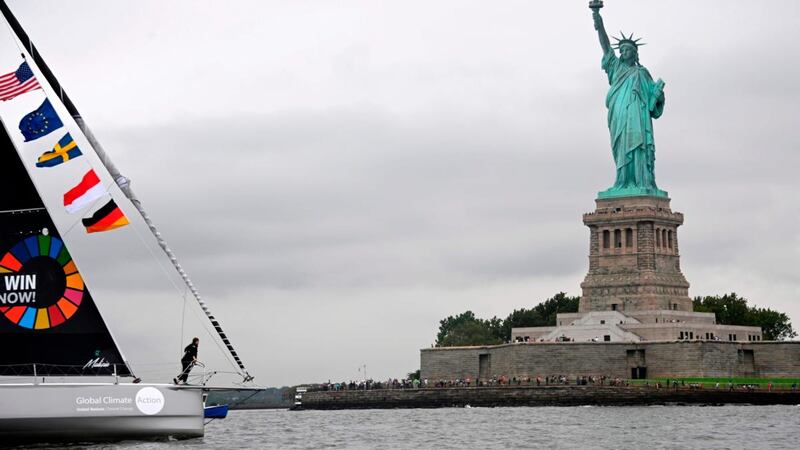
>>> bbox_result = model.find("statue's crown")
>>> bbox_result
[612,32,645,49]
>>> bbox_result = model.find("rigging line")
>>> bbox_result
[60,212,84,236]
[124,225,238,373]
[71,117,249,378]
[54,168,241,378]
[121,211,242,375]
[180,287,188,355]
[99,186,241,375]
[0,207,46,214]
[204,389,264,426]
[34,123,191,311]
[111,199,242,374]
[48,147,239,374]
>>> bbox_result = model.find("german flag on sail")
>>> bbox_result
[82,199,129,233]
[36,133,82,167]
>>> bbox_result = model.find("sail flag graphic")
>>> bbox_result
[82,199,129,233]
[19,98,62,141]
[36,133,83,167]
[64,169,106,213]
[0,61,41,101]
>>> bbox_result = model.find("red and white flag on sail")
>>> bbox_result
[64,169,107,213]
[0,61,41,101]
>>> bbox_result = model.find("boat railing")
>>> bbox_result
[191,362,217,386]
[0,362,230,387]
[0,363,131,383]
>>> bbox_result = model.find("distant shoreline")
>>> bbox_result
[292,385,800,410]
[229,404,291,410]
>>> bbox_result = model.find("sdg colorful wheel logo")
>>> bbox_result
[0,235,84,329]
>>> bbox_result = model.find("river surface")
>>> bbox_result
[48,405,800,449]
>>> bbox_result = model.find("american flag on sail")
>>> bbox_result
[0,61,41,101]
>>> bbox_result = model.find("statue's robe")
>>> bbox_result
[602,50,665,190]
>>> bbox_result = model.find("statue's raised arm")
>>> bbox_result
[590,1,612,55]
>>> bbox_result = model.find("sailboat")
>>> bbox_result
[0,1,253,443]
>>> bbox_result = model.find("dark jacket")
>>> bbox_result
[181,343,198,363]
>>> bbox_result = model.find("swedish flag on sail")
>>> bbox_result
[19,98,63,141]
[36,133,83,167]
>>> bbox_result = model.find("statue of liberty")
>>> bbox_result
[590,1,667,198]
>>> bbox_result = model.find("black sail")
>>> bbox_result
[0,122,130,377]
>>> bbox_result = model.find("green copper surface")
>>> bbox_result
[591,4,667,199]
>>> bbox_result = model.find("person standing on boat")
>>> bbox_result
[174,337,199,384]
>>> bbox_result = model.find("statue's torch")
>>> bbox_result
[589,0,604,10]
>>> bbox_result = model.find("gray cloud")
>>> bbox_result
[7,0,799,385]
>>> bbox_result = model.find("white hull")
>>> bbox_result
[0,383,203,444]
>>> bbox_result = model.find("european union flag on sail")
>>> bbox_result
[36,133,83,167]
[19,98,63,141]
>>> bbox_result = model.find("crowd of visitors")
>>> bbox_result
[308,376,798,393]
[318,378,424,391]
[311,374,636,392]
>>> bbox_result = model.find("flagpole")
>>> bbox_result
[0,0,252,382]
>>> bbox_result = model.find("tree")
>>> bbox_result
[693,293,796,341]
[748,308,796,341]
[406,369,421,381]
[485,316,506,343]
[435,292,795,345]
[496,292,580,341]
[436,293,581,346]
[499,308,545,341]
[437,319,503,347]
[436,311,478,345]
[436,311,504,346]
[692,293,749,325]
[531,292,580,326]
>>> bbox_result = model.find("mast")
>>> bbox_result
[0,1,252,382]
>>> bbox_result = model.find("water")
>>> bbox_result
[41,405,800,449]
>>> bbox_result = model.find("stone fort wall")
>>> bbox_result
[421,341,800,380]
[297,386,800,410]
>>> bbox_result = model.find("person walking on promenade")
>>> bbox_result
[174,337,200,385]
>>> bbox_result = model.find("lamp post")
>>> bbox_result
[358,364,367,381]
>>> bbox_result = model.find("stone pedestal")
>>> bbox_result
[579,196,691,313]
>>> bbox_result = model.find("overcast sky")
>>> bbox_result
[5,0,799,386]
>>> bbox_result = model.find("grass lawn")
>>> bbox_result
[629,377,800,387]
